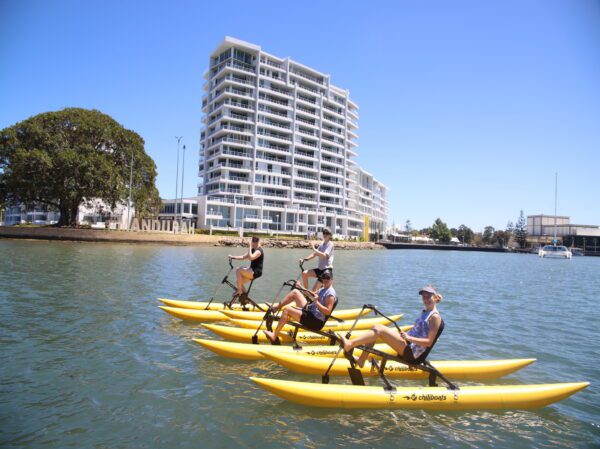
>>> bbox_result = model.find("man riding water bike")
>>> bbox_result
[300,228,334,291]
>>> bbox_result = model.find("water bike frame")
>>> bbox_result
[334,304,459,392]
[220,258,265,311]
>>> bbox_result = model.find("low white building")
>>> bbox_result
[158,197,198,225]
[2,199,133,229]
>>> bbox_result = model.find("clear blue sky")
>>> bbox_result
[1,0,599,231]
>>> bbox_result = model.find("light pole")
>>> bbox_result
[174,136,183,221]
[180,144,186,228]
[127,149,134,231]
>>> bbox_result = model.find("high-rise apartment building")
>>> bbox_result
[197,37,387,238]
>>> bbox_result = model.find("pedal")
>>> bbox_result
[348,367,365,386]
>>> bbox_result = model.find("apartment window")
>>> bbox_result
[233,49,253,65]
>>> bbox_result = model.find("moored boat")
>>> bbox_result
[538,245,572,259]
[250,378,589,410]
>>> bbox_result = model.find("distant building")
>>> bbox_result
[2,200,132,229]
[159,198,198,225]
[527,214,600,255]
[196,37,388,239]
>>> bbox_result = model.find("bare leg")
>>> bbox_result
[235,268,254,296]
[264,307,303,342]
[271,290,307,313]
[340,324,408,368]
[311,278,323,291]
[302,269,317,289]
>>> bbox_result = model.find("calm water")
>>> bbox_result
[0,240,599,449]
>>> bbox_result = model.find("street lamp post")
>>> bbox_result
[174,136,183,222]
[180,144,186,229]
[127,149,134,231]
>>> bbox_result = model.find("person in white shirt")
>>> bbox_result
[300,228,334,291]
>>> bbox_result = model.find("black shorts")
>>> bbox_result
[312,268,333,281]
[251,269,262,279]
[399,345,423,365]
[300,309,326,331]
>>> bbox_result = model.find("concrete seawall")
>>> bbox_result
[0,227,383,250]
[380,242,509,252]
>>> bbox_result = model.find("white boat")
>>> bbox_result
[539,245,572,259]
[539,173,571,260]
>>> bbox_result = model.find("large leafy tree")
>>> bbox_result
[430,218,452,243]
[483,226,495,244]
[0,108,160,226]
[514,210,528,248]
[457,224,474,244]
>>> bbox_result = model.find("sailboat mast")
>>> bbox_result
[553,172,557,242]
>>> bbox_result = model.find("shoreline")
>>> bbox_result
[0,227,383,250]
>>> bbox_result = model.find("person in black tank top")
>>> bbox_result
[228,236,264,297]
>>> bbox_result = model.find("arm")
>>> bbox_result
[402,314,441,348]
[228,254,246,260]
[301,252,317,262]
[248,248,262,261]
[312,241,332,259]
[314,294,335,316]
[294,281,318,300]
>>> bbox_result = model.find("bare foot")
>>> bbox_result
[339,335,352,353]
[263,330,277,344]
[265,302,277,312]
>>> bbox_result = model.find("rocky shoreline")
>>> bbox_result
[215,237,383,250]
[0,227,383,249]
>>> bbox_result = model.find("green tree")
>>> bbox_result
[420,227,432,237]
[404,219,412,233]
[457,224,474,244]
[483,226,495,244]
[505,221,514,247]
[514,210,528,248]
[492,230,510,247]
[430,218,452,243]
[0,108,160,226]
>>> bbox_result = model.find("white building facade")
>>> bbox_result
[197,37,388,239]
[3,200,132,229]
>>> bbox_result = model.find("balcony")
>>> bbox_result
[294,149,316,160]
[255,189,290,199]
[296,105,317,116]
[258,105,291,120]
[294,160,317,171]
[258,117,292,131]
[221,148,252,159]
[290,69,324,86]
[295,116,318,128]
[256,153,291,166]
[213,60,256,77]
[296,93,317,106]
[258,93,291,108]
[296,171,317,181]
